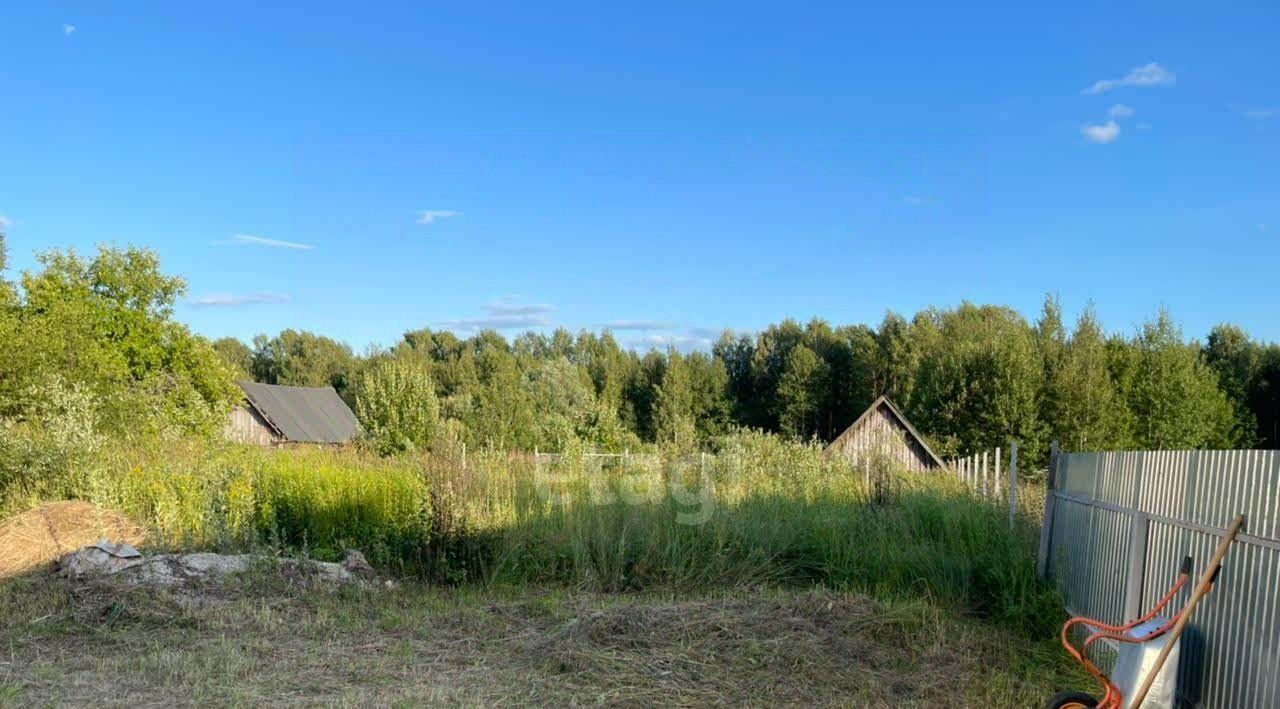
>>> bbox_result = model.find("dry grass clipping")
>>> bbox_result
[0,501,146,579]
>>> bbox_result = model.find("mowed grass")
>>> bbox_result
[0,571,1091,708]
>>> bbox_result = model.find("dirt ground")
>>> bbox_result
[0,570,1088,707]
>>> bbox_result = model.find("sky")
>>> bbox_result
[2,1,1278,351]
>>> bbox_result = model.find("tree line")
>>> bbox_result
[3,242,1278,465]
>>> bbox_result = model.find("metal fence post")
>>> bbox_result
[1037,440,1060,579]
[1124,510,1150,621]
[1008,441,1018,531]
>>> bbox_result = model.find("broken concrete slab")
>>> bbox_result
[57,544,377,589]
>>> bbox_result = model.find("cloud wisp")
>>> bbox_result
[486,297,555,317]
[62,24,76,35]
[1109,104,1135,118]
[1082,63,1175,95]
[188,292,292,308]
[629,329,719,353]
[902,195,934,207]
[416,210,461,226]
[0,214,11,232]
[1244,107,1279,119]
[443,297,556,330]
[602,319,676,331]
[1081,120,1121,144]
[218,233,315,250]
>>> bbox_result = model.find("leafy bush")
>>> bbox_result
[354,358,441,455]
[0,376,104,507]
[0,245,238,438]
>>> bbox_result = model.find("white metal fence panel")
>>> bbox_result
[1041,449,1280,709]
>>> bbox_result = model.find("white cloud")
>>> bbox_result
[218,233,315,250]
[485,297,554,317]
[1244,107,1280,119]
[442,297,555,330]
[188,292,291,308]
[602,319,675,331]
[902,195,934,207]
[445,315,551,330]
[416,210,461,226]
[0,214,10,231]
[1081,120,1121,144]
[1109,104,1135,118]
[62,24,76,35]
[630,330,717,353]
[1082,63,1176,95]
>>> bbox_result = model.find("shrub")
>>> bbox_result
[354,358,440,455]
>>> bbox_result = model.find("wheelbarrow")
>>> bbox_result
[1045,514,1245,709]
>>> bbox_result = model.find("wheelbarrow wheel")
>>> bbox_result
[1043,690,1098,708]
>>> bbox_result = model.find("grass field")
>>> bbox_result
[0,432,1090,706]
[0,570,1090,707]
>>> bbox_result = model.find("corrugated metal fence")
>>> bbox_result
[1038,448,1280,708]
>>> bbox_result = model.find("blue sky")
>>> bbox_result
[2,1,1277,351]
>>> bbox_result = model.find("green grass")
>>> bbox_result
[3,440,432,573]
[0,431,1093,705]
[4,430,1063,637]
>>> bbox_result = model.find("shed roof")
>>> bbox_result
[824,395,946,467]
[236,381,359,444]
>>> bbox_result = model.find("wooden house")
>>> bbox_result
[824,396,944,473]
[224,381,359,446]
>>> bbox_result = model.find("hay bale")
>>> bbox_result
[0,501,146,579]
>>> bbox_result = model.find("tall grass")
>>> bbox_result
[2,431,1061,635]
[4,440,433,572]
[421,431,1061,635]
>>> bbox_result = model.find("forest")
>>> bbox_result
[2,240,1278,470]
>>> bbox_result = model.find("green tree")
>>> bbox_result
[909,304,1045,459]
[748,319,805,430]
[652,350,697,447]
[0,232,14,305]
[872,312,919,404]
[252,330,355,394]
[830,324,878,438]
[776,344,827,439]
[685,351,733,440]
[466,338,537,450]
[354,357,441,455]
[1044,307,1130,451]
[1128,312,1237,449]
[714,332,757,427]
[2,245,237,435]
[1203,324,1259,446]
[1249,345,1280,447]
[522,356,596,448]
[212,337,254,379]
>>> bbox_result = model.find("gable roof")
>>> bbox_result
[236,381,359,444]
[824,395,946,468]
